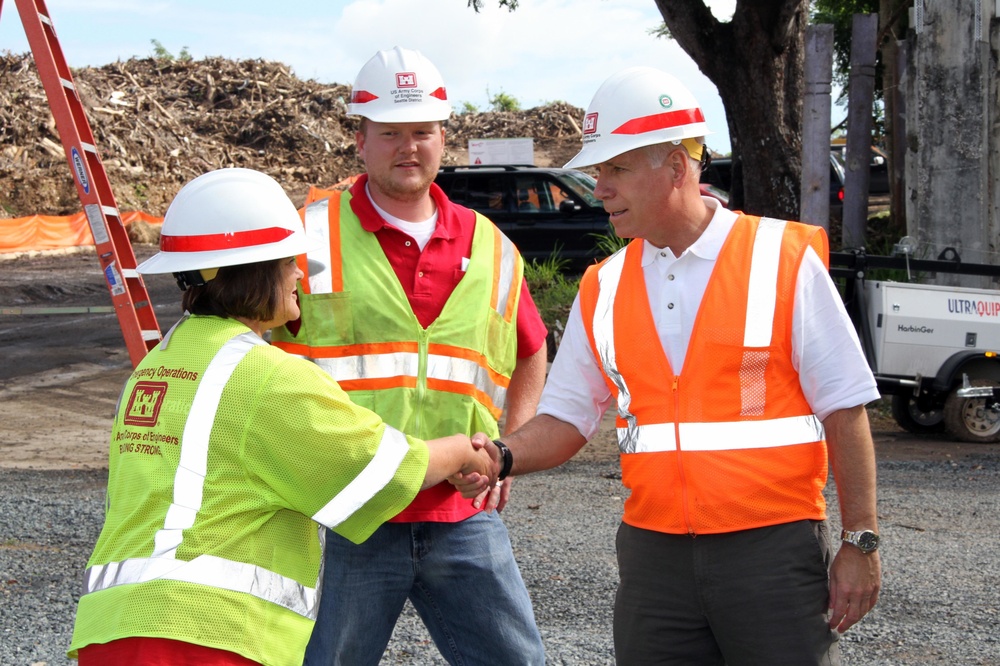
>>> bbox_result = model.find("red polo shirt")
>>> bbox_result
[79,637,258,665]
[349,175,547,522]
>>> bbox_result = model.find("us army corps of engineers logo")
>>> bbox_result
[123,381,168,426]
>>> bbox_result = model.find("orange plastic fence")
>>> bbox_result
[2,176,361,254]
[0,211,163,253]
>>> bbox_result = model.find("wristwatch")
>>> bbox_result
[841,528,880,554]
[493,439,513,481]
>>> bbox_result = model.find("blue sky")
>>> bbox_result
[1,0,739,154]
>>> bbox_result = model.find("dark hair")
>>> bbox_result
[181,258,284,322]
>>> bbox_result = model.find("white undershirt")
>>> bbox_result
[538,198,880,440]
[367,183,437,250]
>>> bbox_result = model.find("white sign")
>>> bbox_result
[468,138,534,165]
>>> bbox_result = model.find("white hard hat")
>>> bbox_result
[347,46,451,123]
[564,66,712,169]
[136,168,312,275]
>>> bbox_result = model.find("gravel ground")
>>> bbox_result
[2,450,999,665]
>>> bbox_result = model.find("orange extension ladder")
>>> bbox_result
[2,0,162,367]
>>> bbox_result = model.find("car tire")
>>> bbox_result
[942,379,1000,443]
[890,393,946,434]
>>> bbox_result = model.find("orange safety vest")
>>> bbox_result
[579,215,830,535]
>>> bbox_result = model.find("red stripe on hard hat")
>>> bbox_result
[161,227,294,252]
[612,108,705,135]
[430,86,447,101]
[350,90,379,104]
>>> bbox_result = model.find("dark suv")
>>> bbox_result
[701,155,846,220]
[434,165,611,270]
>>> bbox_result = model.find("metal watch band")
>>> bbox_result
[840,528,880,553]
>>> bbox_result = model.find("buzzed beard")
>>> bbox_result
[366,168,436,203]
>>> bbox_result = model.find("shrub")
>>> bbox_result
[524,250,579,359]
[488,90,521,113]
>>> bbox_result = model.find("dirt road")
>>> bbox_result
[2,246,997,470]
[1,246,178,469]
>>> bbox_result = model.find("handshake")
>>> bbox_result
[447,433,512,512]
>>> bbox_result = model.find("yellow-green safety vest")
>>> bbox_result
[70,315,427,665]
[272,191,523,440]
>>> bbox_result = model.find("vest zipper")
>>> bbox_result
[672,375,695,535]
[415,332,429,435]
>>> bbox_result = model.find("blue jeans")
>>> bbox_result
[303,511,545,666]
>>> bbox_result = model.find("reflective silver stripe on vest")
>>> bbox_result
[152,331,264,559]
[495,231,517,316]
[591,248,641,453]
[315,351,418,383]
[305,198,334,295]
[312,424,411,528]
[84,552,318,619]
[317,352,507,409]
[427,353,507,408]
[617,414,824,454]
[744,218,786,347]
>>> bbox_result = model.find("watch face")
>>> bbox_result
[857,531,879,552]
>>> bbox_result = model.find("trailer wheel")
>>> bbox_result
[943,380,1000,443]
[890,394,946,434]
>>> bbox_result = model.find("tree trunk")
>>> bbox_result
[654,0,808,220]
[880,0,906,237]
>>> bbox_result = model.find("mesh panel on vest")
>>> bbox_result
[739,350,769,417]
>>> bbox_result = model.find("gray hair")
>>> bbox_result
[643,138,705,177]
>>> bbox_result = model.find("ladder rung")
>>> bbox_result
[60,78,76,92]
[81,142,97,154]
[102,205,121,218]
[39,14,53,27]
[142,330,162,341]
[121,269,140,279]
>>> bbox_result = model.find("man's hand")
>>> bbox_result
[828,545,881,633]
[469,433,511,512]
[461,441,498,486]
[473,476,512,513]
[448,432,501,498]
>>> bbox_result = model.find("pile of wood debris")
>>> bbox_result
[0,53,585,218]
